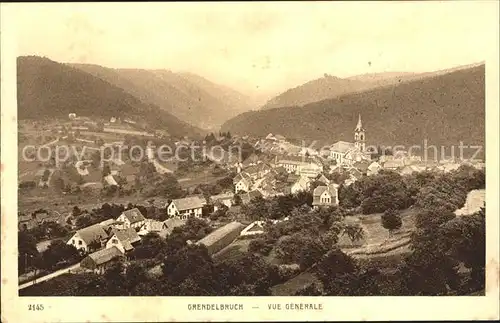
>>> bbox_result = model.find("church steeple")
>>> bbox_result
[355,114,364,132]
[354,114,365,152]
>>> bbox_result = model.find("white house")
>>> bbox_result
[166,196,206,220]
[105,228,141,254]
[233,172,252,193]
[367,161,382,176]
[312,184,339,209]
[115,208,146,230]
[137,219,164,236]
[329,141,356,165]
[67,223,109,253]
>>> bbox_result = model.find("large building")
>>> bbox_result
[329,114,370,166]
[195,221,245,255]
[166,196,206,219]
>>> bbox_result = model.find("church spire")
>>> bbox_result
[355,114,363,131]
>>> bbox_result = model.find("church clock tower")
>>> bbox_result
[354,114,365,152]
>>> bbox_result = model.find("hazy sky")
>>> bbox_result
[12,1,496,101]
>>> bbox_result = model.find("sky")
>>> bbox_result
[12,1,497,102]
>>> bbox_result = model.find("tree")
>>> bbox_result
[316,248,357,295]
[381,209,402,237]
[41,240,80,270]
[132,232,167,260]
[342,223,365,243]
[18,231,40,273]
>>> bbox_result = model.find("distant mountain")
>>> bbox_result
[17,56,203,138]
[261,75,371,110]
[71,64,254,130]
[261,62,485,111]
[222,65,485,152]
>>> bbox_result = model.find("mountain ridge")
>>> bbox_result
[222,64,485,151]
[71,63,254,130]
[17,56,204,138]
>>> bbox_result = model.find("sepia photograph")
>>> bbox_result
[1,1,499,322]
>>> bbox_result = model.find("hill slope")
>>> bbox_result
[17,56,203,138]
[261,63,485,111]
[222,65,485,150]
[71,64,254,130]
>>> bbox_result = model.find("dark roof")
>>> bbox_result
[240,190,263,204]
[111,228,141,244]
[76,224,109,245]
[121,208,145,224]
[160,218,186,236]
[233,172,252,184]
[87,246,124,266]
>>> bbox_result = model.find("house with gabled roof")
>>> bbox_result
[210,192,235,211]
[80,246,125,274]
[239,190,264,205]
[159,217,186,237]
[383,159,405,170]
[316,174,331,185]
[67,223,109,253]
[138,219,164,236]
[312,184,339,209]
[289,175,311,195]
[245,163,272,180]
[241,153,260,167]
[353,160,371,175]
[166,196,206,220]
[233,172,252,193]
[106,227,141,254]
[367,161,382,176]
[115,208,146,230]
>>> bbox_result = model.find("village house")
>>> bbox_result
[240,221,266,236]
[316,174,331,185]
[137,219,164,236]
[80,246,125,274]
[367,161,382,176]
[18,210,66,231]
[166,196,206,219]
[244,163,272,180]
[297,162,324,178]
[105,228,141,254]
[233,172,252,193]
[383,159,405,171]
[289,175,311,194]
[352,160,371,175]
[241,153,260,167]
[312,184,339,209]
[239,190,264,205]
[196,221,245,255]
[159,217,186,237]
[210,192,235,211]
[67,223,109,254]
[115,208,146,230]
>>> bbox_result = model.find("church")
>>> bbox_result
[329,114,371,166]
